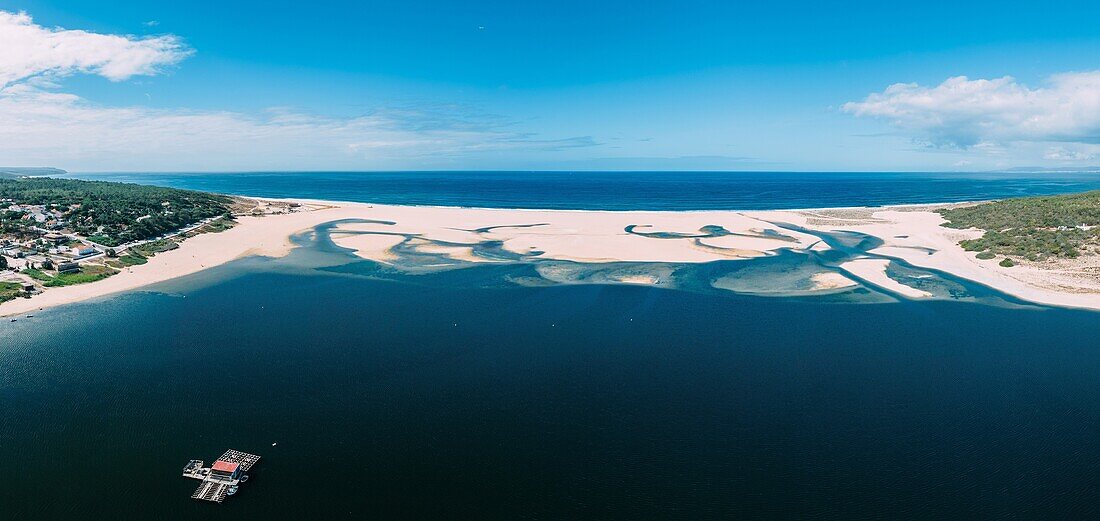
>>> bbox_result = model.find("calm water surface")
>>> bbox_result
[2,235,1100,519]
[65,171,1100,210]
[5,172,1100,519]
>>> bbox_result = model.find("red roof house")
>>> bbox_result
[211,460,240,474]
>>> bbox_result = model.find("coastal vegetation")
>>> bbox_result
[186,217,237,235]
[23,265,117,287]
[938,190,1100,262]
[0,281,24,303]
[107,253,150,268]
[0,177,232,246]
[0,176,244,294]
[131,239,180,257]
[0,167,66,178]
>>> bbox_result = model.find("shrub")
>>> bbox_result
[939,191,1100,260]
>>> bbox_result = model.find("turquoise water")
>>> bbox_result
[4,172,1100,518]
[66,171,1100,210]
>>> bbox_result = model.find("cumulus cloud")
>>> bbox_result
[843,72,1100,148]
[0,10,189,90]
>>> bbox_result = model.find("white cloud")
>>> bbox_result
[0,85,595,170]
[1043,146,1095,161]
[0,10,189,90]
[0,10,594,170]
[843,72,1100,148]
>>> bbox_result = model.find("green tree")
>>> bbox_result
[0,177,232,245]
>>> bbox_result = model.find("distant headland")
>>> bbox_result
[0,167,68,178]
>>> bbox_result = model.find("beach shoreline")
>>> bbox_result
[3,197,1099,316]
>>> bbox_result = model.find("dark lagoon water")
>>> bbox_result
[65,170,1100,210]
[5,172,1100,519]
[4,249,1100,519]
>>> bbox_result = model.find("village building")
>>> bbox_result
[182,450,260,503]
[209,460,242,482]
[71,245,97,257]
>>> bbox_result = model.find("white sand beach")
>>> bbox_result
[3,199,1100,316]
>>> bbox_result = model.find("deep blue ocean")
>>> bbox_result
[4,171,1100,519]
[65,170,1100,210]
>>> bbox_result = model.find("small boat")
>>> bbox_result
[226,485,239,496]
[239,474,249,483]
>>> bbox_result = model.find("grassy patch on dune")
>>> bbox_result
[106,253,148,269]
[119,253,148,266]
[185,216,237,236]
[22,268,52,282]
[0,282,24,303]
[131,239,179,257]
[22,265,117,287]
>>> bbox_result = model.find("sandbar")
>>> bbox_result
[4,198,1100,316]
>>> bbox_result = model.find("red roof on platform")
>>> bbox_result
[211,460,239,473]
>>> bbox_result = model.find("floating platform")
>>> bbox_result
[183,449,260,503]
[217,449,261,471]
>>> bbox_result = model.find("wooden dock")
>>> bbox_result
[191,481,230,503]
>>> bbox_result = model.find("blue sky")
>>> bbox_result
[1,0,1099,171]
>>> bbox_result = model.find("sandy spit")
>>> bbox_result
[3,199,1099,316]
